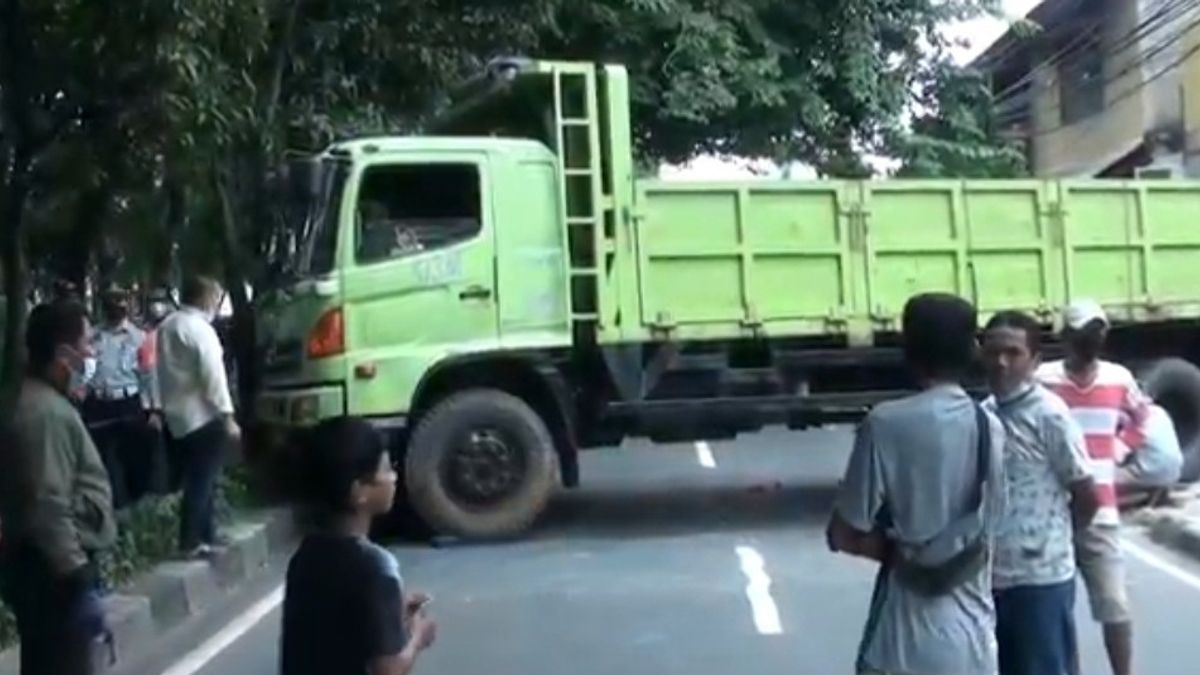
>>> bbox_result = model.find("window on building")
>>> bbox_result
[1060,40,1105,125]
[355,163,482,265]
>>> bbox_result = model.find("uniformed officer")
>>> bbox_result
[84,287,161,508]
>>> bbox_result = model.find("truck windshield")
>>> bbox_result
[275,158,349,279]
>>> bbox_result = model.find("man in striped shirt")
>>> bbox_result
[1036,299,1149,675]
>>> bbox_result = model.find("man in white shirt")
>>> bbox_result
[156,276,241,558]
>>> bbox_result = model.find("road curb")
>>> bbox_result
[1147,512,1200,560]
[0,507,299,675]
[1129,494,1200,564]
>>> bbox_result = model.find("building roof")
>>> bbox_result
[971,0,1092,71]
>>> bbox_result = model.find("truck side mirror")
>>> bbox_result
[283,157,323,201]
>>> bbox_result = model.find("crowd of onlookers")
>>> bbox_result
[0,276,438,675]
[1,285,1185,675]
[829,295,1182,675]
[0,276,248,674]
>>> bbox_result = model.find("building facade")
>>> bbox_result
[975,0,1200,177]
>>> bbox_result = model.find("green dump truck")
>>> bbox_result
[255,58,1200,539]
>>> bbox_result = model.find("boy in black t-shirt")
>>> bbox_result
[281,417,437,675]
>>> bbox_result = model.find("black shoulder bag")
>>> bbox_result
[890,404,994,597]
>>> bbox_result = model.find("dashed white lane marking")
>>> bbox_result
[160,584,284,675]
[695,441,717,469]
[1123,540,1200,592]
[735,546,783,635]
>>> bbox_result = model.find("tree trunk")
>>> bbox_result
[1,152,32,419]
[212,166,258,427]
[158,174,186,289]
[60,182,113,292]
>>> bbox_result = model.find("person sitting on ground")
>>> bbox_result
[1116,403,1182,491]
[281,416,437,675]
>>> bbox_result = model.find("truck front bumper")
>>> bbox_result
[256,384,346,429]
[255,384,407,451]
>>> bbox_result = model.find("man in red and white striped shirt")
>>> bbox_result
[1037,299,1149,675]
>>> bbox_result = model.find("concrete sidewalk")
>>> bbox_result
[0,507,299,675]
[1129,485,1200,562]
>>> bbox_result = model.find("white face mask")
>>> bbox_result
[63,349,97,392]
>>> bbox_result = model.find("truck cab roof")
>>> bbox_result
[328,136,554,160]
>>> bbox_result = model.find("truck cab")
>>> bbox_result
[255,137,571,431]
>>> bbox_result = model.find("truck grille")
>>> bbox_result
[261,339,303,376]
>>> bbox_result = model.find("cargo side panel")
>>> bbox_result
[859,182,971,329]
[962,182,1062,321]
[635,183,858,339]
[1061,181,1200,323]
[627,178,1200,344]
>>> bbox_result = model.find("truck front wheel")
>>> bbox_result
[405,389,559,539]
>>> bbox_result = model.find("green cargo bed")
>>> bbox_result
[629,179,1200,343]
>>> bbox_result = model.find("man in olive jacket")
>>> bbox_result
[1,300,117,675]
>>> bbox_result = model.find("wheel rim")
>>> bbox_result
[443,428,528,508]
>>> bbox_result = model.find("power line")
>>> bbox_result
[993,9,1200,125]
[1011,37,1200,138]
[989,0,1199,110]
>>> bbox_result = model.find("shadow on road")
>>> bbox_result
[528,480,840,542]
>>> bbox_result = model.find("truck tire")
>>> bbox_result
[405,389,559,539]
[1139,358,1200,483]
[375,458,436,542]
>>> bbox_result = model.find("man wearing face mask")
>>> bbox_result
[85,287,157,508]
[156,276,240,559]
[0,300,117,675]
[1037,299,1150,675]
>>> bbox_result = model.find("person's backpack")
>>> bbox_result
[888,403,995,597]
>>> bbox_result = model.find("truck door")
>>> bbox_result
[341,155,498,408]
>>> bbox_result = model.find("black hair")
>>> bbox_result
[181,275,220,308]
[299,416,390,514]
[25,300,89,372]
[902,293,978,379]
[984,310,1042,355]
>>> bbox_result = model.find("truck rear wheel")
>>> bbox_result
[405,389,559,539]
[1140,358,1200,483]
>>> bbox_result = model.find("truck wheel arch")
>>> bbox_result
[409,354,580,487]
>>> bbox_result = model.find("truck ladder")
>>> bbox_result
[550,65,612,340]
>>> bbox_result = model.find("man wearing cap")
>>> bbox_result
[1036,299,1150,675]
[85,287,161,508]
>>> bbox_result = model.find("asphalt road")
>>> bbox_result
[145,427,1200,675]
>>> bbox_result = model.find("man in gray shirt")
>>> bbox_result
[828,293,1005,675]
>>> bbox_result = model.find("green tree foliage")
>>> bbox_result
[888,61,1029,179]
[540,0,1003,173]
[2,0,1007,407]
[0,0,183,411]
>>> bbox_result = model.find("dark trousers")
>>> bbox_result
[177,419,228,550]
[0,545,93,675]
[84,397,166,508]
[995,579,1078,675]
